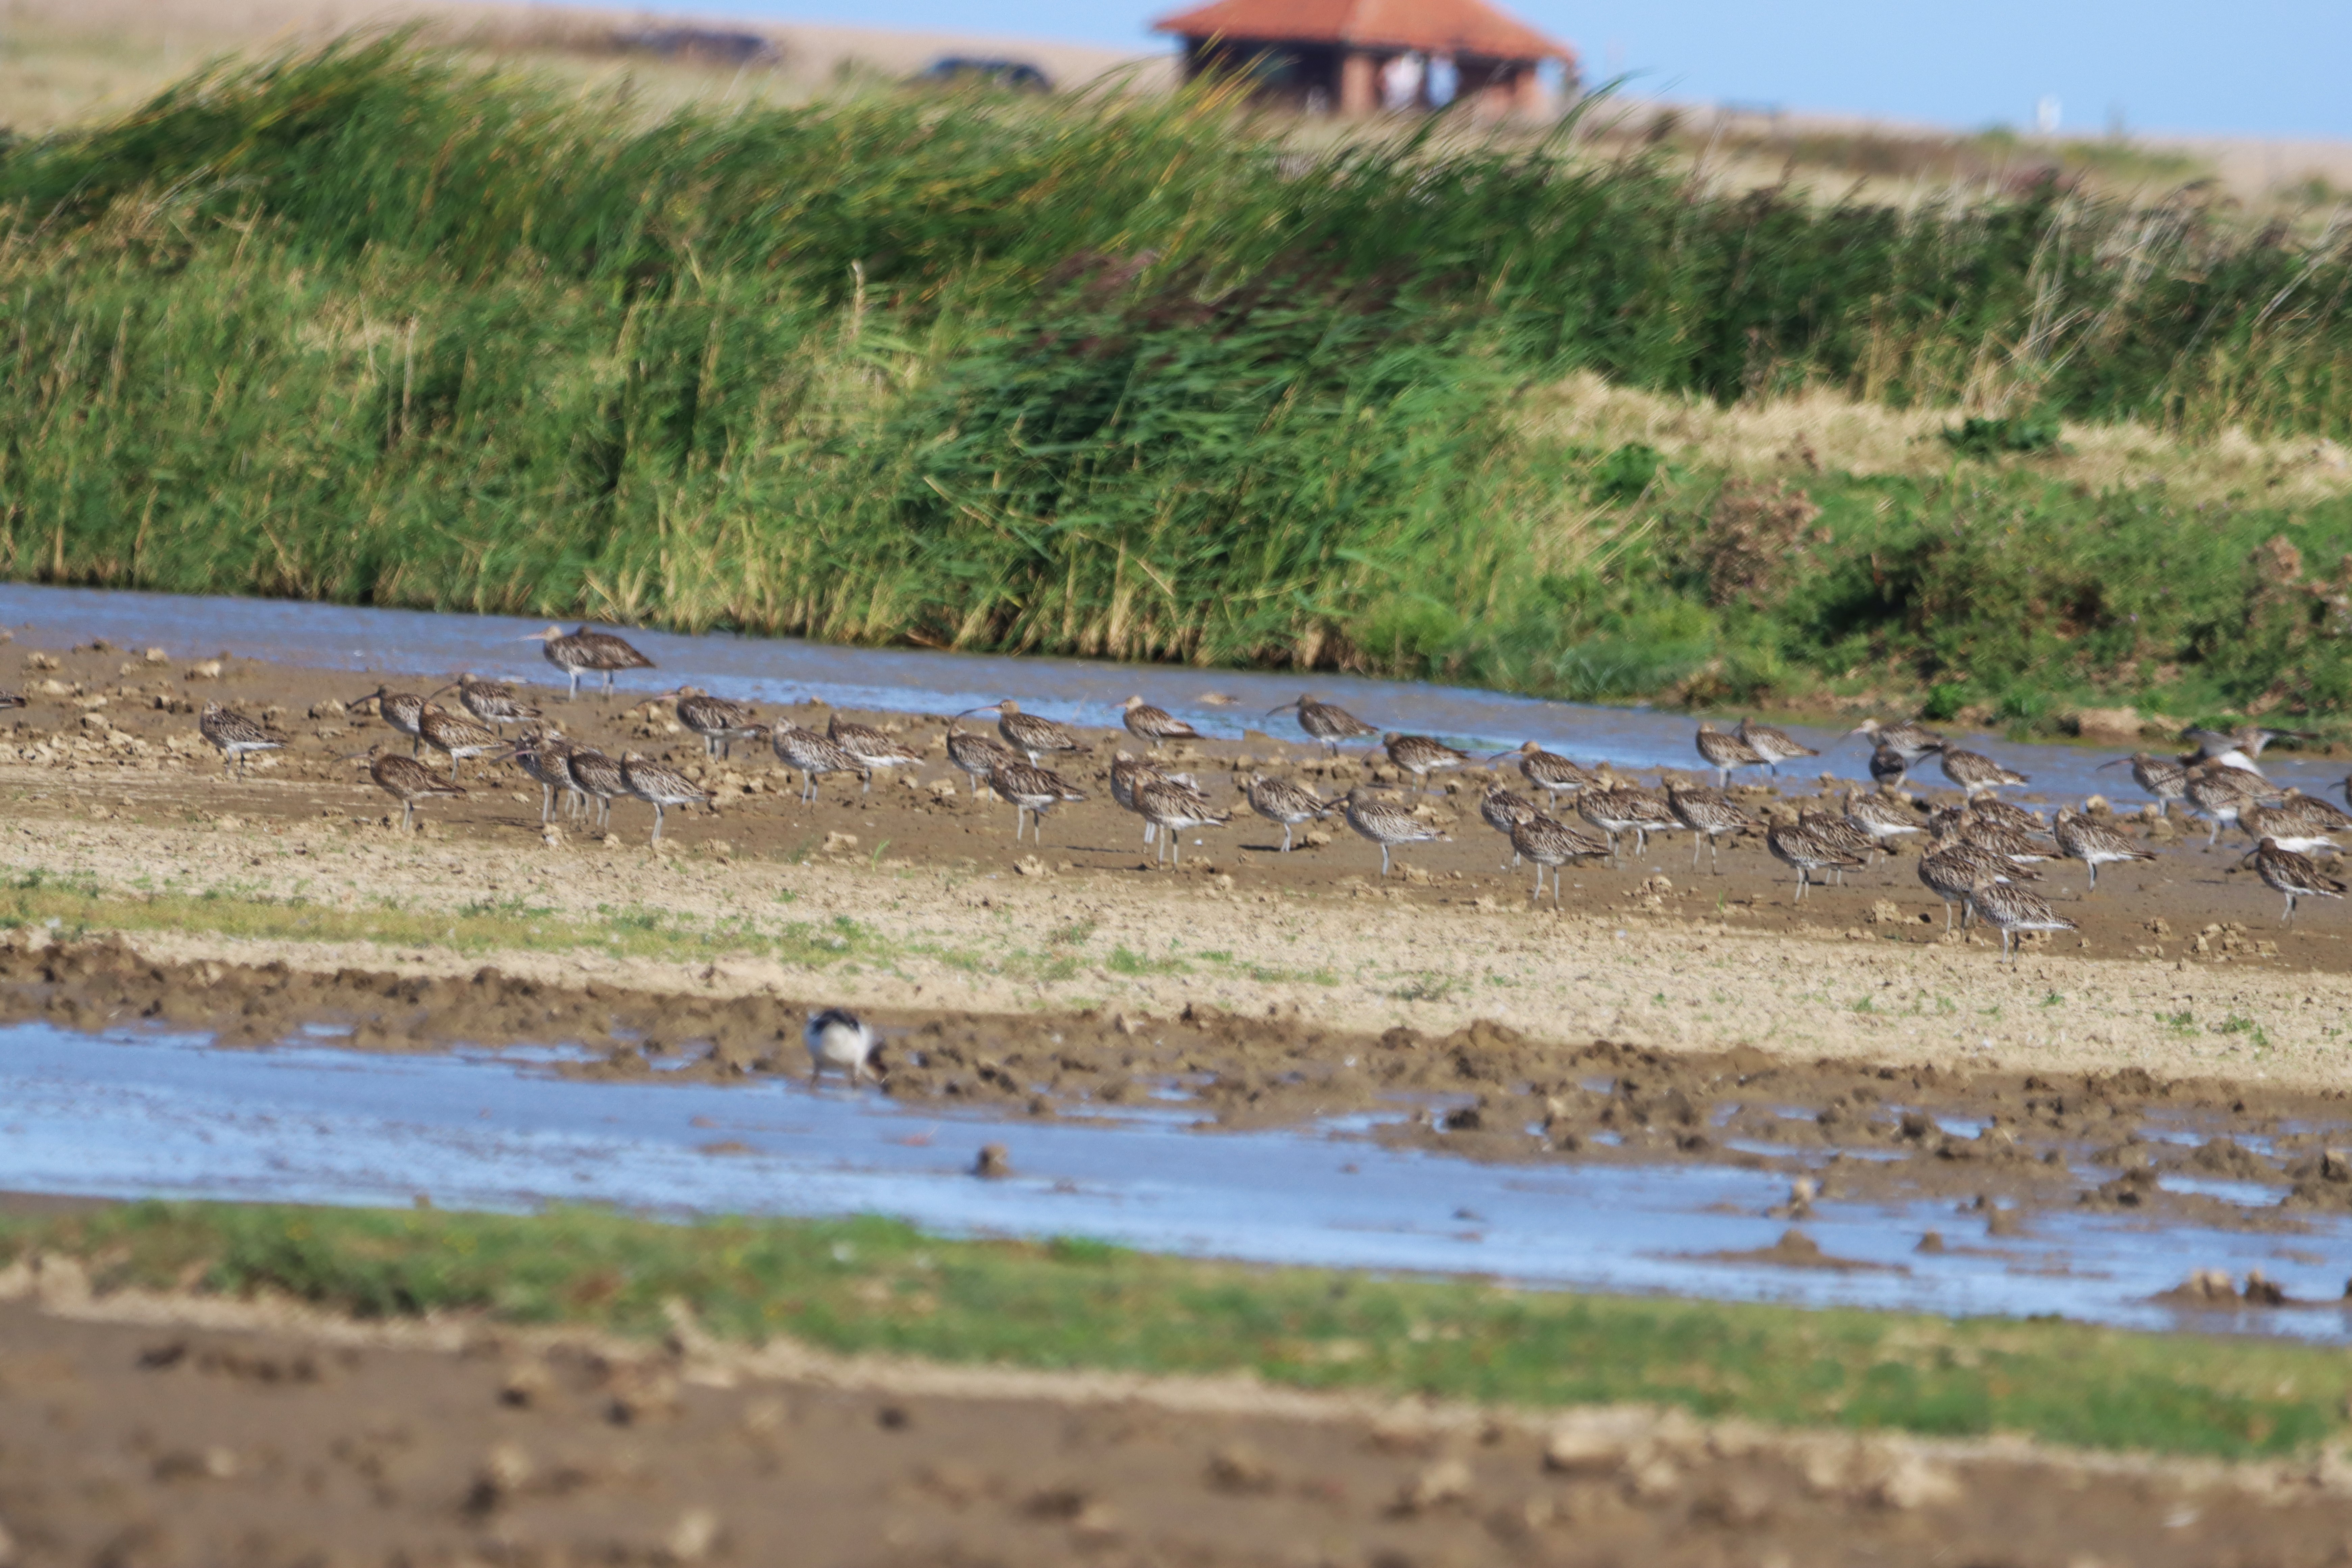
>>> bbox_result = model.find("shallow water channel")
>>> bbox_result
[4,1022,2346,1341]
[1,581,2338,807]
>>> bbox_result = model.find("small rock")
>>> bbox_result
[142,647,169,664]
[1207,1443,1278,1493]
[23,652,58,671]
[1013,855,1047,878]
[185,660,222,681]
[602,833,621,849]
[1395,1457,1474,1513]
[1871,1454,1960,1510]
[666,1508,720,1563]
[823,831,859,853]
[1542,1428,1624,1474]
[973,1143,1012,1179]
[1867,899,1903,924]
[1302,829,1333,847]
[2242,1270,2288,1306]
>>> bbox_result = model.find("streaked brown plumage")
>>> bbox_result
[824,712,924,792]
[1961,797,2047,836]
[1796,809,1877,884]
[1693,721,1763,788]
[771,720,864,804]
[1119,695,1201,750]
[991,760,1088,845]
[565,746,628,831]
[2052,806,2158,892]
[1736,717,1818,776]
[1918,840,2038,930]
[1382,732,1469,793]
[1511,813,1609,905]
[960,699,1085,767]
[1137,777,1227,868]
[1246,774,1334,853]
[2184,762,2285,848]
[1843,789,1923,848]
[438,672,540,730]
[1487,739,1598,802]
[668,690,761,758]
[2244,837,2346,924]
[2096,751,2188,809]
[1666,782,1755,874]
[1268,694,1380,757]
[1962,878,2079,963]
[945,725,1020,806]
[1766,821,1860,901]
[2239,795,2352,856]
[506,731,580,824]
[1939,747,2029,797]
[198,701,287,777]
[1952,815,2056,866]
[416,702,503,782]
[348,747,465,832]
[1343,787,1448,878]
[1578,785,1677,864]
[619,752,712,842]
[521,625,655,701]
[349,685,428,757]
[1847,717,1945,761]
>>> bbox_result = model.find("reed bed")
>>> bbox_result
[2,39,2350,722]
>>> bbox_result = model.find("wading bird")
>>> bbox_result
[519,625,655,701]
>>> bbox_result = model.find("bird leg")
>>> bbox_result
[1281,824,1293,853]
[1380,845,1392,878]
[651,803,665,842]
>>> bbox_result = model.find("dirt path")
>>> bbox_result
[5,1256,2352,1568]
[0,637,2347,1093]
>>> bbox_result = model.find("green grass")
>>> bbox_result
[2,39,2351,725]
[7,1199,2347,1461]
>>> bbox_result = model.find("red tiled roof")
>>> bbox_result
[1152,0,1570,61]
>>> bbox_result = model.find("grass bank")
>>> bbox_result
[5,1199,2346,1461]
[2,41,2351,727]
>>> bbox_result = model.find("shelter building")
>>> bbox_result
[1151,0,1572,118]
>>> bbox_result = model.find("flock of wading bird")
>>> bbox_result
[176,628,2352,961]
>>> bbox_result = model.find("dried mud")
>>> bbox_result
[6,1282,2352,1568]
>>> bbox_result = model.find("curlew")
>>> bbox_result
[1796,809,1877,884]
[565,746,628,831]
[619,752,711,842]
[1246,774,1334,853]
[2052,806,2158,893]
[1962,796,2048,836]
[1137,777,1227,868]
[945,724,1020,807]
[1479,782,1540,865]
[1736,717,1819,777]
[198,701,287,778]
[519,625,655,701]
[665,689,762,759]
[1110,752,1173,843]
[2184,763,2283,849]
[1381,732,1469,794]
[505,731,580,824]
[1938,747,2029,797]
[1766,821,1860,901]
[1577,784,1677,865]
[771,720,864,804]
[1944,810,2056,867]
[1843,789,1924,851]
[2096,752,2188,812]
[1487,740,1598,804]
[2182,724,2305,775]
[436,673,541,731]
[2244,837,2346,924]
[344,746,465,832]
[416,702,503,783]
[1918,839,2037,931]
[991,760,1088,846]
[1511,813,1609,905]
[959,699,1086,767]
[1963,878,2079,963]
[1342,786,1448,879]
[1119,695,1201,752]
[805,1008,881,1086]
[0,688,24,710]
[1847,717,1945,762]
[1693,721,1764,788]
[1268,694,1380,758]
[827,712,924,792]
[349,685,428,757]
[2239,795,2352,856]
[1667,783,1756,874]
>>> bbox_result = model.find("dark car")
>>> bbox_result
[913,56,1053,93]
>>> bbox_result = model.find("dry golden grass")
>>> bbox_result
[1522,370,2352,506]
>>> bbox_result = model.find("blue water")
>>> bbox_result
[2,1022,2345,1340]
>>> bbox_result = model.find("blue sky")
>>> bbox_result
[678,0,2348,140]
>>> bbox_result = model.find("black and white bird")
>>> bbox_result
[804,1008,881,1085]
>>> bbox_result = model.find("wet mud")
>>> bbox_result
[3,935,2350,1244]
[6,1294,2352,1568]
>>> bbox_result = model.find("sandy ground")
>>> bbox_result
[1,638,2348,1094]
[7,1250,2352,1568]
